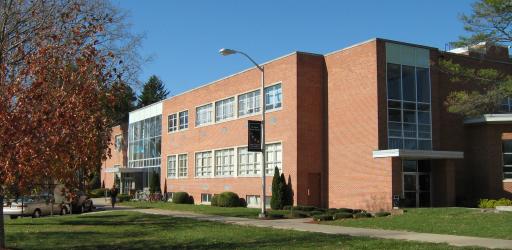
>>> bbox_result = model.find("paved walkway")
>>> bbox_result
[97,207,511,249]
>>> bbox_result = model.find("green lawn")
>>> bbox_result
[324,207,512,240]
[122,201,289,218]
[5,211,482,249]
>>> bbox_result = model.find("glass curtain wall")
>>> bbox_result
[128,115,162,168]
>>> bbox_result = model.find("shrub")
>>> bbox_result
[293,205,316,211]
[337,208,354,214]
[478,198,512,208]
[211,194,219,206]
[352,209,364,214]
[117,194,131,202]
[88,188,107,198]
[172,192,194,204]
[283,205,292,210]
[353,212,372,218]
[313,214,333,221]
[375,212,391,217]
[289,210,309,218]
[213,192,244,207]
[333,212,353,220]
[308,210,323,216]
[326,208,339,215]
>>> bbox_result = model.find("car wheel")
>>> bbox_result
[60,207,68,215]
[32,209,41,218]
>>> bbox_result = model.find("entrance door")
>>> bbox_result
[402,160,431,207]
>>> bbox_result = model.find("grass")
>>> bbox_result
[122,201,289,218]
[324,207,512,240]
[5,211,483,250]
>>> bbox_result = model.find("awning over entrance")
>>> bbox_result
[372,149,463,160]
[104,167,155,173]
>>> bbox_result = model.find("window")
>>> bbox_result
[168,114,177,132]
[179,110,188,129]
[238,90,260,116]
[238,147,261,176]
[215,148,235,176]
[500,98,512,113]
[195,151,212,177]
[215,97,235,122]
[167,155,177,178]
[114,135,123,152]
[201,193,212,204]
[386,63,432,150]
[196,104,213,126]
[265,84,282,110]
[178,154,188,177]
[128,115,162,168]
[503,141,512,179]
[246,195,260,208]
[266,143,283,174]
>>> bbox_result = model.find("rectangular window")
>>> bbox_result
[215,97,235,122]
[195,151,212,177]
[179,111,188,129]
[238,147,261,176]
[168,114,177,132]
[201,193,212,204]
[215,148,235,176]
[265,143,283,174]
[265,84,282,111]
[196,104,213,126]
[114,135,123,152]
[503,140,512,179]
[167,155,177,178]
[246,195,260,208]
[178,154,188,177]
[386,63,432,150]
[238,90,260,116]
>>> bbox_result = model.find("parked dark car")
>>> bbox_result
[71,191,93,213]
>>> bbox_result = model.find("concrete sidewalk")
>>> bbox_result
[117,208,512,249]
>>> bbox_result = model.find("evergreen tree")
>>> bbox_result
[149,171,161,194]
[287,175,294,206]
[442,0,512,117]
[108,81,136,124]
[137,75,169,108]
[270,167,283,209]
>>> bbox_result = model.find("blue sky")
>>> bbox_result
[115,0,474,95]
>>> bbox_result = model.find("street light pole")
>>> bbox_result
[219,48,267,218]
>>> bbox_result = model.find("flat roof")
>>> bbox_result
[373,149,464,160]
[464,114,512,125]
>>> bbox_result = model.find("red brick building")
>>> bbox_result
[101,38,512,211]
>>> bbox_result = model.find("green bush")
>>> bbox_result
[289,210,310,218]
[172,192,194,204]
[353,212,372,218]
[117,194,131,202]
[308,210,323,216]
[293,205,316,211]
[375,212,391,217]
[211,194,219,206]
[313,214,333,221]
[333,212,353,220]
[212,192,245,207]
[478,198,512,208]
[88,188,107,198]
[326,208,339,215]
[283,205,292,210]
[337,208,354,214]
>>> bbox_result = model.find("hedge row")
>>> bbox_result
[478,198,512,208]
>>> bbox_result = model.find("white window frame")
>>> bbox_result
[264,83,282,111]
[201,193,213,204]
[238,90,261,117]
[214,148,235,177]
[215,97,235,122]
[167,155,177,178]
[237,147,261,176]
[265,143,282,175]
[168,113,177,133]
[195,151,212,177]
[178,154,188,178]
[196,103,213,126]
[179,110,189,130]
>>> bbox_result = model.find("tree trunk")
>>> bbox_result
[0,194,6,249]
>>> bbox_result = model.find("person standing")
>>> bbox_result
[110,185,119,208]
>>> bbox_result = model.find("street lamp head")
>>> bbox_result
[219,48,237,56]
